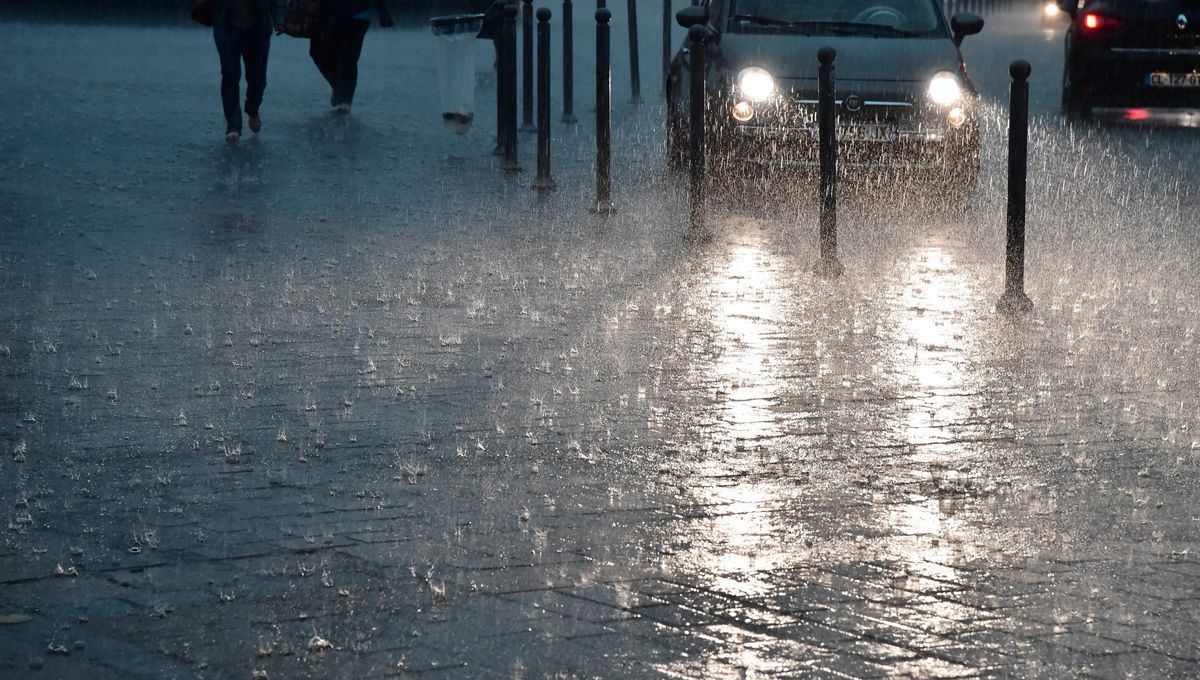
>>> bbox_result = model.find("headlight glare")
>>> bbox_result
[928,72,962,106]
[731,101,755,122]
[737,67,775,101]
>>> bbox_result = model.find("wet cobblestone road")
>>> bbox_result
[2,5,1200,678]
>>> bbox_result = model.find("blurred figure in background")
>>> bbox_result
[212,0,286,141]
[310,0,394,113]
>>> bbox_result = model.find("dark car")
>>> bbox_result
[1058,0,1200,118]
[666,0,985,197]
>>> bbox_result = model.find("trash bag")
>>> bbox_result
[431,14,485,135]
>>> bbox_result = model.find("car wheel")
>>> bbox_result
[1062,63,1091,121]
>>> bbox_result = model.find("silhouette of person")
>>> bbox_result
[212,0,285,141]
[310,0,394,113]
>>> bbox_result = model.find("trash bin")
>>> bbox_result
[430,14,485,135]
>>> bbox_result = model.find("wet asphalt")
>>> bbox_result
[2,3,1200,678]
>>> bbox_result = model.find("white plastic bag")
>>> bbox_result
[431,15,483,135]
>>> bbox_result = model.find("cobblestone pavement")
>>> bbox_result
[3,6,1200,679]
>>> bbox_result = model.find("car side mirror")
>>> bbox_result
[1055,0,1078,16]
[676,6,707,29]
[950,12,984,46]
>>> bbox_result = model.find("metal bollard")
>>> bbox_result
[627,0,642,102]
[522,0,534,131]
[593,8,616,214]
[494,22,506,156]
[562,0,577,123]
[662,0,671,88]
[997,60,1034,313]
[503,3,521,170]
[535,8,556,191]
[688,24,707,230]
[814,46,844,279]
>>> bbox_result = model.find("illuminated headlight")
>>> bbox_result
[927,72,962,106]
[948,106,967,127]
[731,101,755,122]
[737,67,775,101]
[1043,2,1060,16]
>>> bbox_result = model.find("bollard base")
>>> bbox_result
[520,123,537,133]
[591,199,617,216]
[561,114,578,124]
[503,158,523,173]
[996,290,1034,315]
[533,177,557,192]
[813,256,845,280]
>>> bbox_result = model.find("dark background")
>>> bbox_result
[0,0,494,25]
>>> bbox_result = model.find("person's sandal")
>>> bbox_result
[248,115,262,133]
[225,131,240,143]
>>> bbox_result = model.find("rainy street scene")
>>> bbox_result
[2,0,1200,676]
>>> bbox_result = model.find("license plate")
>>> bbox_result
[840,123,900,142]
[1146,72,1200,87]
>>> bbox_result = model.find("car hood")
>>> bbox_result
[716,33,962,83]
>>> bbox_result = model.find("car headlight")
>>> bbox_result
[928,72,962,106]
[737,67,775,101]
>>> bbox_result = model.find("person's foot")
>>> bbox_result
[225,131,241,143]
[248,115,262,133]
[335,103,351,114]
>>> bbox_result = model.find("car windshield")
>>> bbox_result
[729,0,944,35]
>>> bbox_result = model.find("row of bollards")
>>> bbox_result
[504,0,647,135]
[490,4,1033,315]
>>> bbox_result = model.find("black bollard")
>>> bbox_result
[562,0,577,123]
[662,0,671,87]
[687,24,707,230]
[503,3,521,170]
[627,0,642,102]
[534,8,556,191]
[814,46,844,279]
[522,0,534,131]
[997,60,1035,313]
[494,12,507,156]
[593,8,615,214]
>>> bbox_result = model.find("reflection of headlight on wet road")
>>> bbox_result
[737,67,775,101]
[928,72,962,106]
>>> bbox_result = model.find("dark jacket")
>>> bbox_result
[476,1,504,40]
[213,0,285,29]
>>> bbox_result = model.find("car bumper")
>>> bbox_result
[1073,47,1200,107]
[706,88,978,171]
[714,123,978,172]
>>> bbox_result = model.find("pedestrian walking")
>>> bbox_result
[211,0,286,142]
[310,0,395,114]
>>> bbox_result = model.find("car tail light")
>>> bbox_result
[1081,12,1122,31]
